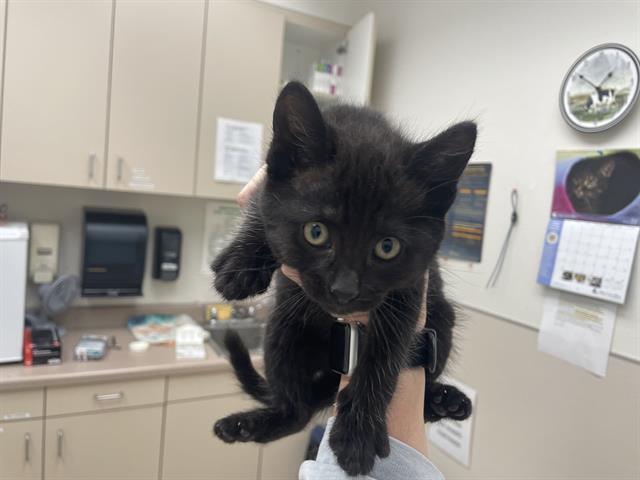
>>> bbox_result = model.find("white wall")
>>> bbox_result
[363,1,640,477]
[258,0,365,25]
[0,182,223,308]
[366,0,640,361]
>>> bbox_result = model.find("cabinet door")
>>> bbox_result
[339,12,376,105]
[45,407,162,480]
[162,395,260,480]
[195,1,284,199]
[0,420,43,480]
[0,0,112,188]
[260,427,310,480]
[106,0,204,196]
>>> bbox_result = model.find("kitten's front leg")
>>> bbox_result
[329,287,422,476]
[212,202,279,300]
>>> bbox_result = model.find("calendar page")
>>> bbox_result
[538,219,639,304]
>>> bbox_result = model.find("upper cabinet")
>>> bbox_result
[194,1,284,199]
[0,0,112,189]
[280,11,375,107]
[0,1,375,199]
[106,0,205,196]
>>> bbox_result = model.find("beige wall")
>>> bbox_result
[434,307,640,478]
[0,181,222,308]
[362,1,640,476]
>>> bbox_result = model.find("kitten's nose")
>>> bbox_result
[330,270,359,304]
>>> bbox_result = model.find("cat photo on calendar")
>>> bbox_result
[552,149,640,225]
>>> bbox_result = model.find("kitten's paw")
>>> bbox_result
[212,251,274,300]
[213,413,255,443]
[425,383,472,422]
[329,392,389,475]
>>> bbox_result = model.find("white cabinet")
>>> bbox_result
[162,395,261,480]
[280,11,376,106]
[106,0,205,196]
[45,406,162,480]
[0,0,112,189]
[194,0,284,199]
[0,419,43,480]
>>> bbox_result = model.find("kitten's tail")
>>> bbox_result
[223,330,271,404]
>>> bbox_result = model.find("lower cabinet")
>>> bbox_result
[162,394,312,480]
[260,427,312,480]
[45,406,162,480]
[162,395,260,480]
[0,419,43,480]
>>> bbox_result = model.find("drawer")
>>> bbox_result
[47,377,164,416]
[0,388,44,421]
[167,371,240,402]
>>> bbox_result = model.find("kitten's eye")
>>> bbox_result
[374,237,401,260]
[303,222,330,246]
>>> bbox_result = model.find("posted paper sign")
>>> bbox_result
[538,293,617,377]
[201,201,242,274]
[427,378,477,467]
[214,117,263,184]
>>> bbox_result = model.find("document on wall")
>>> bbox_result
[214,117,264,184]
[538,292,617,377]
[201,201,242,274]
[427,377,477,467]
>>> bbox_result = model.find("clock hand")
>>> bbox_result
[578,73,599,90]
[597,69,614,88]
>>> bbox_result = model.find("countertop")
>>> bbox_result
[0,326,243,392]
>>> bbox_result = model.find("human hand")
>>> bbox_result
[237,164,267,208]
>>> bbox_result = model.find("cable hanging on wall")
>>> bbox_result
[486,189,519,288]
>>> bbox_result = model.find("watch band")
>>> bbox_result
[329,320,437,375]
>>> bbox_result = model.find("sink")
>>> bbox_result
[206,320,266,357]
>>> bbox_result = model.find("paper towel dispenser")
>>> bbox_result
[81,208,148,297]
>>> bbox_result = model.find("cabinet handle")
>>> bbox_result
[57,429,63,458]
[24,433,31,463]
[117,157,124,183]
[88,153,97,180]
[94,391,124,402]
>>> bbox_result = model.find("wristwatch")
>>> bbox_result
[329,320,437,375]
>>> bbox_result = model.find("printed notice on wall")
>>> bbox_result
[440,163,492,262]
[201,201,242,275]
[214,117,264,184]
[538,292,617,377]
[427,378,477,467]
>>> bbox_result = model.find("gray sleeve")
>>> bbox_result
[298,417,444,480]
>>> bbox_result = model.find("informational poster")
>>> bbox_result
[538,292,617,377]
[538,149,640,304]
[427,377,477,467]
[214,117,264,184]
[439,163,492,262]
[201,201,242,274]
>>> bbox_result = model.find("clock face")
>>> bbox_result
[561,44,639,132]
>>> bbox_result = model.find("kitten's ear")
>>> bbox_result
[268,81,327,179]
[410,121,477,216]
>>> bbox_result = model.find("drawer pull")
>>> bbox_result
[88,153,97,180]
[24,433,31,463]
[57,430,63,458]
[117,157,124,182]
[94,392,124,402]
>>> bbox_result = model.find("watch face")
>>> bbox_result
[561,44,640,132]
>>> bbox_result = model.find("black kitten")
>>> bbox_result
[567,151,640,215]
[212,82,476,476]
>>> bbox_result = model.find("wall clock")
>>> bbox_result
[560,43,639,133]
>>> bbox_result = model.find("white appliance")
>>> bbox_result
[0,222,29,363]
